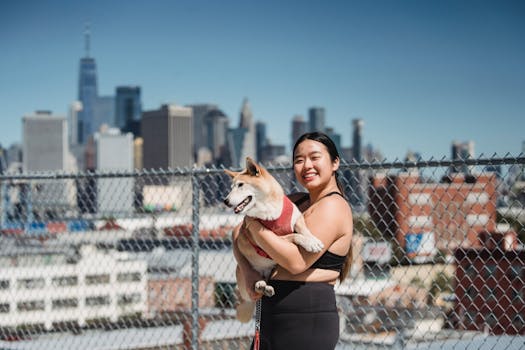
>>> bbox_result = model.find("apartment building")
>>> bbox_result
[454,230,524,335]
[369,171,497,261]
[0,245,147,330]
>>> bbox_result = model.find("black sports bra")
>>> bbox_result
[311,250,346,271]
[292,191,347,272]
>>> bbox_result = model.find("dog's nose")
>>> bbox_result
[223,198,230,206]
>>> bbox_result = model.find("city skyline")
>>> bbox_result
[1,0,524,160]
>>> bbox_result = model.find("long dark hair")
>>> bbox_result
[293,131,352,282]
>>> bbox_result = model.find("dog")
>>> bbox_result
[224,157,324,322]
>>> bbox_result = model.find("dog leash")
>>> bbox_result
[254,298,262,350]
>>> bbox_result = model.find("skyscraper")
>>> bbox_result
[352,119,364,162]
[77,26,98,145]
[187,103,219,162]
[239,98,256,161]
[94,127,134,216]
[228,98,256,167]
[291,115,307,150]
[451,140,475,174]
[68,101,82,147]
[203,108,229,165]
[308,107,325,133]
[142,104,193,170]
[115,86,142,137]
[23,111,69,172]
[256,121,267,162]
[22,111,77,218]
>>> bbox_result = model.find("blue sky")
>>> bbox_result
[1,0,524,160]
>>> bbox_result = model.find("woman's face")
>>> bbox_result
[293,139,339,191]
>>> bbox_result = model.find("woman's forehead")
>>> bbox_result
[294,139,327,155]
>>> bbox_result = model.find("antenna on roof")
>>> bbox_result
[84,22,91,58]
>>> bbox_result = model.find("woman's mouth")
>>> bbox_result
[302,172,317,182]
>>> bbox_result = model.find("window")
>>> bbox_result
[465,266,477,282]
[17,278,45,290]
[0,303,10,313]
[483,264,497,280]
[85,274,110,285]
[52,298,78,310]
[85,295,110,307]
[17,300,45,312]
[514,314,525,329]
[507,265,521,283]
[486,313,498,328]
[117,272,141,283]
[117,293,141,306]
[484,286,496,302]
[0,280,9,290]
[52,276,78,287]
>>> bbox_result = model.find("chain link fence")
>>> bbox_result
[0,156,524,349]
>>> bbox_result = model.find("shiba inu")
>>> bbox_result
[224,157,324,322]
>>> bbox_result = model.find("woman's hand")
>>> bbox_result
[244,217,264,239]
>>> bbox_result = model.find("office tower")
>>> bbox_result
[142,104,193,170]
[6,143,22,168]
[291,115,307,149]
[77,26,98,144]
[0,145,6,173]
[256,121,268,162]
[116,86,142,137]
[23,111,69,172]
[522,141,525,181]
[22,111,76,218]
[325,127,342,155]
[451,140,475,174]
[187,103,219,162]
[95,95,116,131]
[352,119,364,162]
[239,98,256,161]
[69,101,82,146]
[94,127,134,216]
[308,107,325,133]
[203,108,229,165]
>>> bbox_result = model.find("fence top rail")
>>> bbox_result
[1,156,524,181]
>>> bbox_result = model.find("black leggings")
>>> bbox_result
[251,280,339,350]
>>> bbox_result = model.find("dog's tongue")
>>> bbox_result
[234,196,252,213]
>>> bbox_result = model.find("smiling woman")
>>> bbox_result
[232,132,354,350]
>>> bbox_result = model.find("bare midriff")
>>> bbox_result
[271,266,339,285]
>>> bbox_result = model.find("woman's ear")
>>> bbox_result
[332,157,340,172]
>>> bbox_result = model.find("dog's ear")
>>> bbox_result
[224,169,239,178]
[245,157,261,177]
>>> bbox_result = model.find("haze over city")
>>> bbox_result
[1,0,524,160]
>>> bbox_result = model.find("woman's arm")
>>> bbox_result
[244,197,346,275]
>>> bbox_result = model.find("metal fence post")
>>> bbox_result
[191,168,200,350]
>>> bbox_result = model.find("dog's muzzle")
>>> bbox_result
[224,196,253,214]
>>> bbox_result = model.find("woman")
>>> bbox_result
[233,131,353,350]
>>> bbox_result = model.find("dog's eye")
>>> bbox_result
[237,183,244,188]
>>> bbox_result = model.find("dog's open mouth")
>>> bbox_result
[234,196,252,214]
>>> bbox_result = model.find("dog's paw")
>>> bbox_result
[302,236,324,253]
[264,285,275,297]
[255,280,267,294]
[255,280,274,297]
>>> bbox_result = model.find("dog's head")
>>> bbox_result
[223,157,274,215]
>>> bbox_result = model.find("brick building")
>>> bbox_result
[369,171,497,260]
[454,231,524,335]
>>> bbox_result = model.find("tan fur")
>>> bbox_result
[224,157,323,322]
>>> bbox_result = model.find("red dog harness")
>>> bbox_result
[245,196,295,259]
